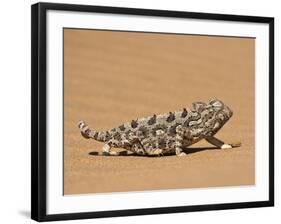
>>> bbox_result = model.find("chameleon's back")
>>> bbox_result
[110,99,233,153]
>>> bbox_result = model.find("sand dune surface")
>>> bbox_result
[64,29,255,194]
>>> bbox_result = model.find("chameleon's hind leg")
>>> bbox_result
[102,140,120,156]
[175,125,187,156]
[205,136,241,149]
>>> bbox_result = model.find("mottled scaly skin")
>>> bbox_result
[78,99,239,156]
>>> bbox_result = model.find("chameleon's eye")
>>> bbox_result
[218,113,224,120]
[210,99,224,108]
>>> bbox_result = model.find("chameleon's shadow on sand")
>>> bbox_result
[88,146,219,157]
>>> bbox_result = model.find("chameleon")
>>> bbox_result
[78,99,241,156]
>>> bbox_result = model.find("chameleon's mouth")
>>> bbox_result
[223,106,233,120]
[224,105,233,120]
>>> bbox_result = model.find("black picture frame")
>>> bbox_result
[31,2,274,222]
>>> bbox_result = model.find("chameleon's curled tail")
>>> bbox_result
[77,120,108,142]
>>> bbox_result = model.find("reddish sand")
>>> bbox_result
[63,29,255,195]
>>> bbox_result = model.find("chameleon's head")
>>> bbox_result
[208,99,233,133]
[209,99,232,120]
[192,99,232,120]
[191,99,233,137]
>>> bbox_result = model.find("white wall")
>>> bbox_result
[0,0,279,223]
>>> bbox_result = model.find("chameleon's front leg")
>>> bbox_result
[205,136,241,149]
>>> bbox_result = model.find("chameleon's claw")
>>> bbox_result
[221,144,232,149]
[102,151,119,156]
[230,142,242,148]
[102,151,110,156]
[221,142,242,149]
[177,152,187,157]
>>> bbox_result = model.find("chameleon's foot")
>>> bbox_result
[221,144,232,149]
[119,150,130,156]
[102,150,119,156]
[175,147,186,156]
[102,143,119,156]
[102,151,110,156]
[176,152,187,157]
[147,149,163,156]
[110,151,119,156]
